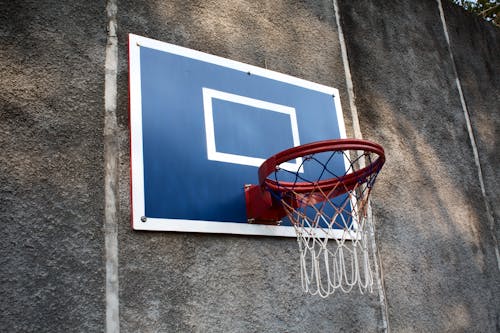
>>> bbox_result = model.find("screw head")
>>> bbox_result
[140,216,147,222]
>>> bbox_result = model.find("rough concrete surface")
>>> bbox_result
[338,0,500,331]
[442,0,500,254]
[0,1,107,332]
[1,0,499,332]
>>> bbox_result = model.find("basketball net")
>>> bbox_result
[265,145,383,298]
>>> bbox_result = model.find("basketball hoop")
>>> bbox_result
[245,139,385,297]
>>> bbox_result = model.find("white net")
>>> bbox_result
[281,183,375,297]
[265,146,383,298]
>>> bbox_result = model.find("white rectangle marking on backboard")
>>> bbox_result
[202,87,303,173]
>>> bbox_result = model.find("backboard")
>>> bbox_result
[129,34,347,237]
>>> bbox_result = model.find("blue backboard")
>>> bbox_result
[129,34,347,237]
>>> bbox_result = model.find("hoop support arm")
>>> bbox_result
[244,184,287,223]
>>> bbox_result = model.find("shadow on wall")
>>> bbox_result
[338,0,500,331]
[126,1,343,85]
[1,1,107,331]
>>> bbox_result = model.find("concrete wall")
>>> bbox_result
[1,0,498,332]
[338,1,500,331]
[1,1,106,332]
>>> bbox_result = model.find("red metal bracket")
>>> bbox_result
[244,184,286,224]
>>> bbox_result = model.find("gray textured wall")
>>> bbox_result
[1,0,498,332]
[338,1,500,331]
[1,1,106,332]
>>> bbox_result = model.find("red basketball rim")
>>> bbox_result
[259,139,385,194]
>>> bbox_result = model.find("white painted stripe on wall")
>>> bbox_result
[104,0,120,332]
[332,1,390,332]
[332,0,363,141]
[437,0,500,272]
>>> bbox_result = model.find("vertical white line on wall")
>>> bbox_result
[332,1,390,332]
[104,0,120,332]
[332,0,363,140]
[437,0,500,272]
